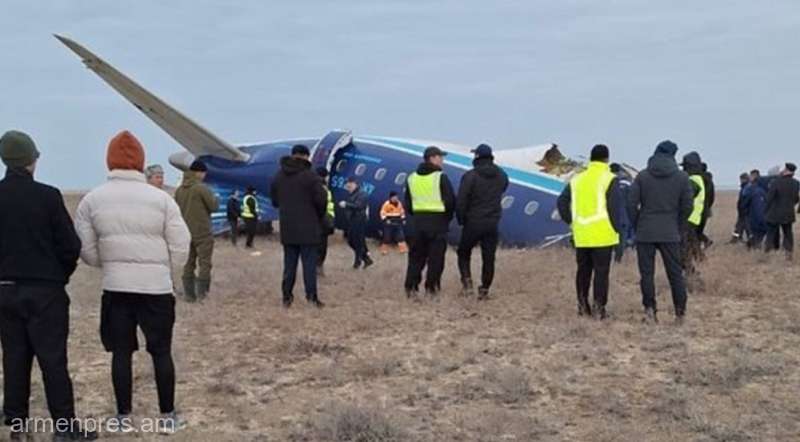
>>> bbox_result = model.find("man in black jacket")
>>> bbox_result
[456,144,508,300]
[340,177,374,269]
[764,163,800,261]
[0,130,97,441]
[698,162,715,248]
[226,190,241,245]
[270,145,328,308]
[404,146,456,298]
[627,140,694,325]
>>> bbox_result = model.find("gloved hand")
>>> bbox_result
[338,201,347,208]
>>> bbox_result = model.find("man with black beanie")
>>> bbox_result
[557,144,622,319]
[764,162,800,261]
[628,140,693,325]
[0,130,97,441]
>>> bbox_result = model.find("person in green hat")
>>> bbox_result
[0,130,98,441]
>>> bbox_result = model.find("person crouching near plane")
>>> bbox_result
[316,167,335,277]
[340,177,374,269]
[270,145,328,308]
[679,152,707,292]
[627,141,693,325]
[174,160,218,302]
[404,146,456,299]
[145,164,165,189]
[557,145,622,319]
[379,191,408,254]
[74,131,190,434]
[241,186,259,249]
[0,131,98,441]
[456,144,508,300]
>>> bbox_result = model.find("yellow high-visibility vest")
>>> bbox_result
[326,188,335,218]
[241,194,258,219]
[569,162,620,248]
[688,174,706,226]
[408,171,445,213]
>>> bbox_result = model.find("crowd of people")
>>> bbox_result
[1,127,798,440]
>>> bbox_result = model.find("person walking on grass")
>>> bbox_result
[75,130,190,435]
[628,140,693,325]
[340,177,374,269]
[680,152,707,292]
[226,190,241,246]
[270,145,328,308]
[174,160,218,302]
[241,186,259,248]
[0,130,98,441]
[557,144,622,319]
[456,144,508,300]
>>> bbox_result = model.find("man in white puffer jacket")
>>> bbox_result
[74,131,190,434]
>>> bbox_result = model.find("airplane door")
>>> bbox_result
[310,130,353,172]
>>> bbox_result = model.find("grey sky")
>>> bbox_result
[2,0,798,189]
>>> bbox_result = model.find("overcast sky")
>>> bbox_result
[1,0,798,189]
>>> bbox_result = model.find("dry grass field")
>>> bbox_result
[5,192,799,441]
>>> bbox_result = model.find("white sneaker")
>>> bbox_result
[158,411,187,435]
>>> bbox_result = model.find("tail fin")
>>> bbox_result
[55,35,249,162]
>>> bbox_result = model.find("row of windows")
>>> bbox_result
[335,160,547,216]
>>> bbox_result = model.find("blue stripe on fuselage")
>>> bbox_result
[358,136,565,195]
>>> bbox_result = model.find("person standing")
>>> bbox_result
[0,130,98,441]
[764,163,800,261]
[145,164,165,189]
[226,190,241,246]
[270,145,328,308]
[456,144,509,300]
[680,152,707,292]
[340,177,374,269]
[697,162,715,248]
[316,167,335,277]
[174,160,218,302]
[557,145,621,319]
[241,186,259,248]
[404,146,456,298]
[732,172,751,244]
[74,130,190,434]
[610,163,634,262]
[379,192,408,254]
[741,170,768,249]
[628,141,693,324]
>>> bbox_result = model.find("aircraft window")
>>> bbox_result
[374,168,387,181]
[501,196,515,210]
[395,173,408,185]
[336,160,348,173]
[551,209,561,221]
[524,201,539,216]
[355,163,367,176]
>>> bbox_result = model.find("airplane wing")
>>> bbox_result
[55,35,249,162]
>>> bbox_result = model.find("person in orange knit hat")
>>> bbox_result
[379,191,408,254]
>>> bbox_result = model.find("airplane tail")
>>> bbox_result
[55,35,249,163]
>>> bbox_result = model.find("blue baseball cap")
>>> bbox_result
[471,143,493,159]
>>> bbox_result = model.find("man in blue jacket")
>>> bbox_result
[339,177,373,269]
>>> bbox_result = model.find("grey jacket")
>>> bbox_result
[627,152,694,243]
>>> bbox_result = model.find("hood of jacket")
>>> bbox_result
[681,152,704,175]
[473,157,501,178]
[280,156,311,175]
[179,171,202,189]
[646,152,680,178]
[415,161,442,175]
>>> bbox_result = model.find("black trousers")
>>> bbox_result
[765,223,794,253]
[243,217,257,248]
[347,222,370,264]
[457,223,499,290]
[282,245,319,302]
[405,230,447,292]
[101,291,176,415]
[0,283,75,424]
[636,242,687,315]
[318,234,329,268]
[575,247,613,308]
[228,216,239,245]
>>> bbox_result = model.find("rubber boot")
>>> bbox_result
[182,276,196,302]
[195,278,210,302]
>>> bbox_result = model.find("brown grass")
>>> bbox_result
[3,192,799,441]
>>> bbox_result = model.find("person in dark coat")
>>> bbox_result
[732,172,750,244]
[270,145,328,307]
[226,190,241,245]
[610,163,634,262]
[456,144,509,300]
[697,162,715,248]
[680,152,707,292]
[316,167,335,277]
[627,140,693,325]
[764,163,800,260]
[741,171,768,249]
[339,177,374,269]
[0,130,97,441]
[404,146,456,298]
[241,186,259,248]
